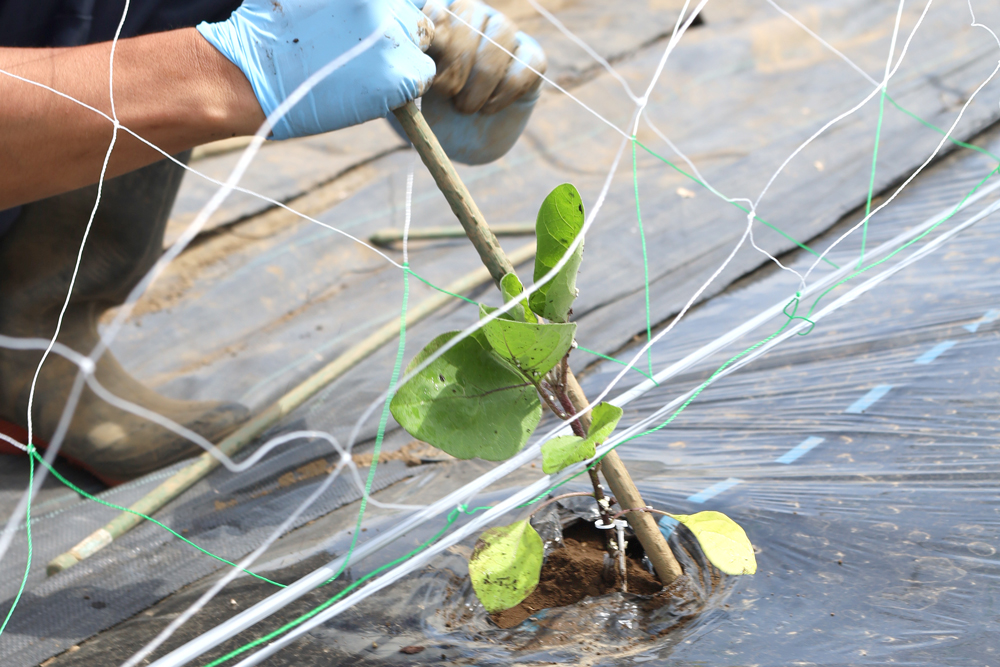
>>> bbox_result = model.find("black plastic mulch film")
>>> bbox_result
[2,123,995,667]
[274,131,1000,667]
[0,448,417,665]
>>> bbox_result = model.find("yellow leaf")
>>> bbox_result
[668,511,757,575]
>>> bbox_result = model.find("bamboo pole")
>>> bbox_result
[369,222,534,247]
[392,100,513,286]
[392,100,682,585]
[565,370,682,582]
[47,242,537,576]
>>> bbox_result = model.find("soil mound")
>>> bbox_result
[492,520,663,629]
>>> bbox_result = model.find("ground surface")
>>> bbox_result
[2,0,1000,664]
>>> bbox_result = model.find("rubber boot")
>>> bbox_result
[0,153,249,485]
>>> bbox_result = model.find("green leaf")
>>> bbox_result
[499,273,536,323]
[530,184,585,323]
[666,511,757,575]
[479,304,576,380]
[540,435,593,474]
[390,332,542,461]
[540,402,623,474]
[468,520,543,613]
[586,402,623,445]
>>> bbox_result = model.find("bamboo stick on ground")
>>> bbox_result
[392,100,682,585]
[369,223,534,247]
[47,242,536,575]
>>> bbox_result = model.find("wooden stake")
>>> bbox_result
[393,100,682,585]
[565,370,682,582]
[391,100,513,287]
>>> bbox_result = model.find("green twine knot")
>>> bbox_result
[783,294,816,336]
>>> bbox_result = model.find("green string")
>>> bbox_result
[321,262,412,586]
[632,139,656,379]
[576,345,659,384]
[859,85,888,268]
[886,94,1000,162]
[0,445,34,638]
[806,164,1000,320]
[408,269,481,306]
[30,449,287,588]
[633,139,840,269]
[604,293,813,451]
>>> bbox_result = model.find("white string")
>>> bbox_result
[440,4,632,139]
[763,0,879,86]
[137,3,1000,664]
[0,68,407,269]
[521,0,640,102]
[641,111,805,289]
[0,0,133,573]
[0,335,435,515]
[631,0,706,135]
[120,431,352,667]
[753,0,934,210]
[0,433,28,453]
[0,18,391,569]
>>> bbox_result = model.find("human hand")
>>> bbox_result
[197,0,436,140]
[392,0,548,164]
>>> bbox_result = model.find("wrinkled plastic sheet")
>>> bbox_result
[0,431,420,666]
[35,119,1000,667]
[194,125,1000,666]
[3,1,1000,663]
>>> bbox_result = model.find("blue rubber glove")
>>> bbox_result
[391,0,548,165]
[197,0,436,140]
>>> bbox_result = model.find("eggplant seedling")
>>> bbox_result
[390,184,756,615]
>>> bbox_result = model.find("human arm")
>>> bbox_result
[0,28,264,209]
[0,0,435,210]
[0,0,543,210]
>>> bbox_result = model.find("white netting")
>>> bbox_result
[2,0,1000,665]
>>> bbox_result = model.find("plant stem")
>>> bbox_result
[392,100,513,286]
[549,361,616,551]
[537,380,569,420]
[564,366,684,584]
